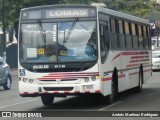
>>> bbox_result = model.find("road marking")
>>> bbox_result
[99,101,123,111]
[0,99,38,109]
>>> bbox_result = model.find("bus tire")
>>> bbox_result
[104,71,117,104]
[41,95,54,106]
[134,68,143,93]
[105,81,115,104]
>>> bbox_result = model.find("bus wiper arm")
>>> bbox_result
[38,20,46,50]
[64,18,79,44]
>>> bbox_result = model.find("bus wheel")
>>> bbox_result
[105,79,115,104]
[41,95,54,106]
[134,69,143,93]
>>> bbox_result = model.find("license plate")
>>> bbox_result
[84,85,93,90]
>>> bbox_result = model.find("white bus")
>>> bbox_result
[18,4,152,105]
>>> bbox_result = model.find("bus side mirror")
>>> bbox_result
[14,19,19,41]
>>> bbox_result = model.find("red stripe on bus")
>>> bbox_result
[131,56,149,59]
[102,69,151,82]
[128,69,151,76]
[75,91,80,93]
[127,64,140,67]
[129,59,149,63]
[33,92,39,94]
[129,72,139,76]
[41,75,97,78]
[53,91,59,94]
[102,75,125,81]
[112,51,149,61]
[48,72,99,76]
[102,77,112,81]
[24,92,29,94]
[118,74,125,78]
[64,91,69,94]
[37,72,99,80]
[38,76,91,80]
[44,74,99,78]
[95,90,101,93]
[127,63,150,68]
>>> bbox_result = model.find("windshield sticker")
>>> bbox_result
[50,55,57,62]
[53,25,57,42]
[60,50,67,56]
[27,48,37,58]
[37,48,44,55]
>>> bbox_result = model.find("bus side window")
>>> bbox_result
[146,26,151,49]
[138,25,143,49]
[100,22,110,63]
[110,19,118,50]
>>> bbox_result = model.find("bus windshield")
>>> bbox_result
[20,20,97,63]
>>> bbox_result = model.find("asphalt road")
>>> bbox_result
[0,70,160,119]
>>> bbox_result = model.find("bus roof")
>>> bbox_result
[21,4,149,25]
[97,7,149,25]
[21,4,96,11]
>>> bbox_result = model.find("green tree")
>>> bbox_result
[0,0,159,29]
[4,0,61,27]
[104,0,153,19]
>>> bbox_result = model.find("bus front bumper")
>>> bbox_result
[19,81,102,97]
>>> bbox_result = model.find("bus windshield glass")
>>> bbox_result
[20,20,97,63]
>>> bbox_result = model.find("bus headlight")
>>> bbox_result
[91,76,96,81]
[23,78,27,82]
[84,77,89,82]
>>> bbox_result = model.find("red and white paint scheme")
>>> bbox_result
[18,4,152,105]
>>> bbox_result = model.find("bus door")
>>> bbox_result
[99,14,110,96]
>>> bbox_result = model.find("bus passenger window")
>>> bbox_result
[118,20,126,49]
[143,26,148,49]
[100,22,110,63]
[110,18,118,50]
[138,25,143,49]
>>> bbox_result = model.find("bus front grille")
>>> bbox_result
[43,87,73,91]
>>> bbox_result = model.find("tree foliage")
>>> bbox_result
[104,0,153,18]
[0,0,159,29]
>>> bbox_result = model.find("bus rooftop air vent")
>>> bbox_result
[91,3,107,7]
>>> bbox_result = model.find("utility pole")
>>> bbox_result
[156,21,160,47]
[2,0,6,56]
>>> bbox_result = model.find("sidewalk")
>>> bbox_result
[11,68,18,76]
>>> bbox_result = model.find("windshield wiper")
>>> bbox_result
[63,18,79,44]
[37,20,46,51]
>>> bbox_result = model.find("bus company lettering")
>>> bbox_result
[54,65,66,68]
[49,10,88,17]
[33,65,49,69]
